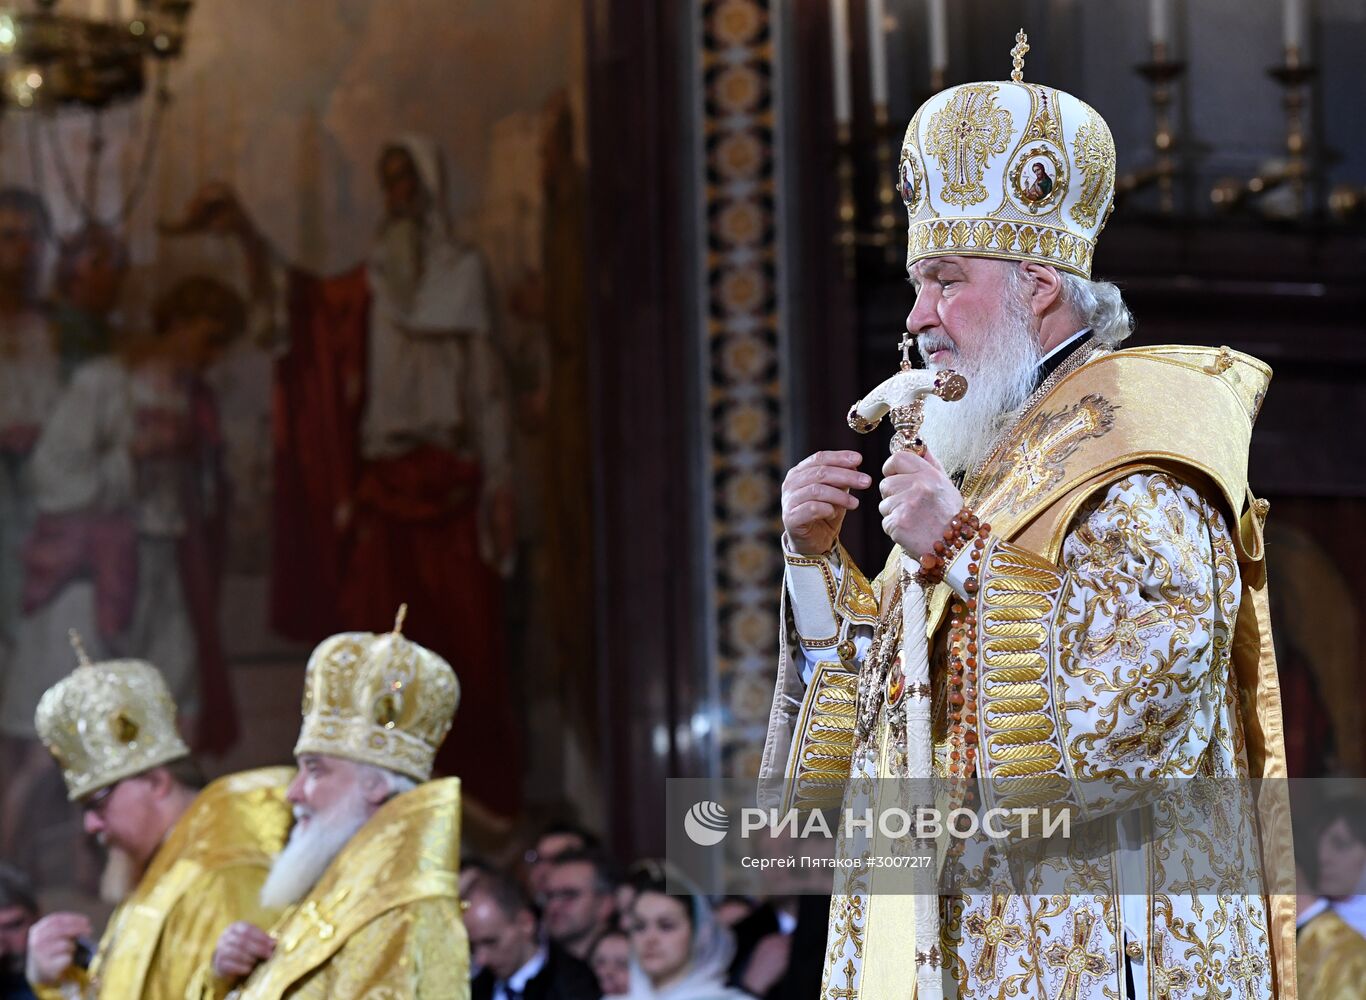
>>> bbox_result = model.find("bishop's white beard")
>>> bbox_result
[916,289,1043,478]
[259,785,371,909]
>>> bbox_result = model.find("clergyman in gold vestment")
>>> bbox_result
[1296,861,1366,1000]
[192,612,469,999]
[24,648,291,1000]
[759,36,1296,1000]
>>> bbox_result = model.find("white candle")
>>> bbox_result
[1148,0,1170,47]
[1283,0,1304,55]
[867,0,888,107]
[830,0,851,126]
[928,0,948,75]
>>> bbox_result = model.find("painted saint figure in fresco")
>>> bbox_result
[0,277,244,891]
[0,187,61,883]
[172,134,521,817]
[0,276,245,750]
[0,189,60,652]
[51,223,130,379]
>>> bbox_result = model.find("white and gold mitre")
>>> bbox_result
[899,30,1116,278]
[293,607,459,782]
[35,634,190,802]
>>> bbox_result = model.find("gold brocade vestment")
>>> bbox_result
[1296,910,1366,1000]
[35,768,292,1000]
[194,777,468,1000]
[759,344,1297,1000]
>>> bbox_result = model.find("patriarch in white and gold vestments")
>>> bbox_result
[760,33,1296,1000]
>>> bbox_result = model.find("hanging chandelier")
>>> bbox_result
[0,0,194,224]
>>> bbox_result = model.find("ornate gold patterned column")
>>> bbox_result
[694,0,789,780]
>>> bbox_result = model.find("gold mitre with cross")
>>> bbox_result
[294,606,460,782]
[899,30,1117,278]
[35,632,191,802]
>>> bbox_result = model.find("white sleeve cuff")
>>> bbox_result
[782,535,843,649]
[944,538,980,599]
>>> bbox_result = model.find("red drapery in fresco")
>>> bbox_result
[270,266,521,817]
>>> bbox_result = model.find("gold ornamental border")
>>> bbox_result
[906,215,1096,277]
[697,0,788,779]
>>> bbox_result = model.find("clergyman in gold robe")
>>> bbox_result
[759,34,1296,1000]
[191,611,468,1000]
[1296,863,1366,1000]
[24,644,291,1000]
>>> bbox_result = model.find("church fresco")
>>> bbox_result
[0,0,595,903]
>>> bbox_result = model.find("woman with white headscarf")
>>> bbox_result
[610,861,754,1000]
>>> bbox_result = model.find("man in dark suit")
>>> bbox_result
[466,872,601,1000]
[543,849,621,962]
[728,894,828,1000]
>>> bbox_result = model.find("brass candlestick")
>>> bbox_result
[836,122,857,278]
[835,112,905,275]
[1211,45,1317,217]
[835,65,949,275]
[871,102,901,266]
[1269,45,1315,215]
[1115,41,1185,214]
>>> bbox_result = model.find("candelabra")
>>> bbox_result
[835,111,906,278]
[835,123,856,277]
[1114,41,1185,214]
[1210,45,1316,217]
[0,0,194,225]
[838,73,957,278]
[869,103,899,266]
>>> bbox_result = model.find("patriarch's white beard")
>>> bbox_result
[916,292,1043,478]
[259,787,370,909]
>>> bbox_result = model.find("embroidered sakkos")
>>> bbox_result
[759,346,1295,1000]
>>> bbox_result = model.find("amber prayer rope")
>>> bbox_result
[913,506,989,588]
[945,525,989,852]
